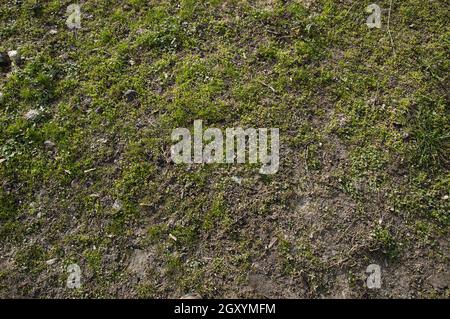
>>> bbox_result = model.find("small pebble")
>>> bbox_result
[231,176,242,185]
[24,109,40,121]
[7,50,21,66]
[112,199,123,212]
[44,140,56,149]
[46,258,57,266]
[124,89,138,102]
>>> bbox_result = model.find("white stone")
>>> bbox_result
[231,176,242,185]
[46,258,57,265]
[112,199,122,211]
[24,109,40,121]
[7,50,20,65]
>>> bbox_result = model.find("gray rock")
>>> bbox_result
[44,140,56,149]
[402,132,410,141]
[124,89,138,102]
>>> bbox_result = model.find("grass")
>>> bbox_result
[0,0,448,298]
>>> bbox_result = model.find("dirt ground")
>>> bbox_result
[0,0,448,298]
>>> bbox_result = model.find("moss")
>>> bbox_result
[0,0,448,298]
[372,226,399,260]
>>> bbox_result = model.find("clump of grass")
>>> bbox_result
[407,97,448,172]
[372,226,399,260]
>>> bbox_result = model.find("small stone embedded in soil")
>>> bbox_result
[7,50,21,66]
[402,132,410,141]
[46,258,57,266]
[24,109,40,121]
[231,176,242,184]
[124,89,138,102]
[112,199,123,212]
[44,140,56,149]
